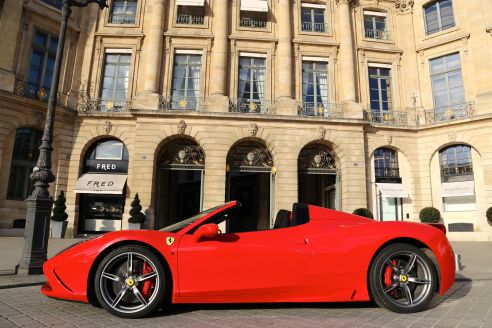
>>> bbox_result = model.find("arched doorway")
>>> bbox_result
[226,140,274,232]
[75,138,129,234]
[298,143,340,209]
[155,139,205,229]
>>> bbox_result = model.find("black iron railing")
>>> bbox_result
[365,110,408,125]
[298,102,343,118]
[424,102,476,124]
[158,96,203,111]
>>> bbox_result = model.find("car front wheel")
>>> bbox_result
[369,243,437,313]
[94,245,167,318]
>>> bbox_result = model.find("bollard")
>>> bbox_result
[454,254,461,272]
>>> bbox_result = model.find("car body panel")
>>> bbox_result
[41,202,455,306]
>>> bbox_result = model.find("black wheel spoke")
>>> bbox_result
[405,254,417,273]
[384,283,398,294]
[385,258,400,274]
[136,272,157,282]
[403,284,414,306]
[111,287,128,309]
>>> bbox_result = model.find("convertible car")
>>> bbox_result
[42,201,455,318]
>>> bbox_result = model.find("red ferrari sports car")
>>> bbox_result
[42,201,455,318]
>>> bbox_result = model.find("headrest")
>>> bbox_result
[291,203,309,226]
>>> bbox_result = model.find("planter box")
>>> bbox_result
[128,222,141,230]
[51,221,68,238]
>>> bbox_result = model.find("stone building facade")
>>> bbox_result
[0,0,491,240]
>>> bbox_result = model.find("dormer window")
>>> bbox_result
[364,10,388,40]
[176,0,205,25]
[239,0,268,29]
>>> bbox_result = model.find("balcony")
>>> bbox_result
[13,79,70,106]
[78,97,132,113]
[228,99,273,114]
[14,80,50,102]
[298,102,343,119]
[365,110,408,125]
[365,28,389,40]
[239,16,267,29]
[176,14,204,25]
[158,96,203,111]
[108,13,136,24]
[301,22,328,33]
[423,102,476,124]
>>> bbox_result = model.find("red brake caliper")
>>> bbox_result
[140,262,155,298]
[384,260,397,295]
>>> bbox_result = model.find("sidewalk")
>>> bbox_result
[0,237,83,288]
[0,238,490,289]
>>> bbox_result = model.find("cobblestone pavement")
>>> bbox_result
[0,279,490,328]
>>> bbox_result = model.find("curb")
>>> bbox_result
[0,281,45,290]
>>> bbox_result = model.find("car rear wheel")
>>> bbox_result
[94,245,167,318]
[369,243,437,313]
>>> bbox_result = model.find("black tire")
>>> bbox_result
[94,245,167,318]
[369,243,437,313]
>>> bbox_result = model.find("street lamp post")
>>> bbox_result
[18,0,107,275]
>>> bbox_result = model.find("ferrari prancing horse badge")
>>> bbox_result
[166,237,175,246]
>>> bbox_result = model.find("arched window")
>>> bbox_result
[374,148,399,180]
[439,144,475,212]
[7,128,42,200]
[439,144,473,181]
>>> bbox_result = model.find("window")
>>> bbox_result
[41,0,62,9]
[239,0,268,29]
[7,128,42,200]
[430,53,464,114]
[27,29,58,101]
[424,0,455,35]
[302,61,329,116]
[301,4,326,33]
[373,148,400,179]
[237,56,266,112]
[368,66,392,112]
[109,0,137,24]
[171,54,202,110]
[176,5,205,25]
[100,53,131,110]
[364,11,388,40]
[439,145,473,179]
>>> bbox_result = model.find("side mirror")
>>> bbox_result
[193,223,219,242]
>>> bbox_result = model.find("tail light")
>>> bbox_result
[429,223,447,235]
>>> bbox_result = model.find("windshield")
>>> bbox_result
[159,204,226,233]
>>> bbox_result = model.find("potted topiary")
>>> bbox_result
[419,207,441,223]
[352,208,374,219]
[51,191,68,238]
[128,193,146,230]
[487,207,492,225]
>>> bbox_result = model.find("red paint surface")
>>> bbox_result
[41,202,455,305]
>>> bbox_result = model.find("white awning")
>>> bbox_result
[74,174,127,194]
[376,183,409,198]
[441,181,475,197]
[176,0,205,6]
[241,0,268,12]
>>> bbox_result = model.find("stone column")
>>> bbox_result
[336,0,356,102]
[206,0,229,112]
[137,0,166,108]
[275,0,296,115]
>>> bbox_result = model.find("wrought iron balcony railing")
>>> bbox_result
[365,28,389,40]
[365,110,408,125]
[14,80,51,102]
[78,97,132,112]
[108,13,136,24]
[424,102,476,124]
[176,14,204,25]
[301,22,328,33]
[158,96,203,111]
[375,167,400,178]
[13,79,70,106]
[298,102,343,119]
[239,17,267,28]
[228,98,273,114]
[441,163,473,177]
